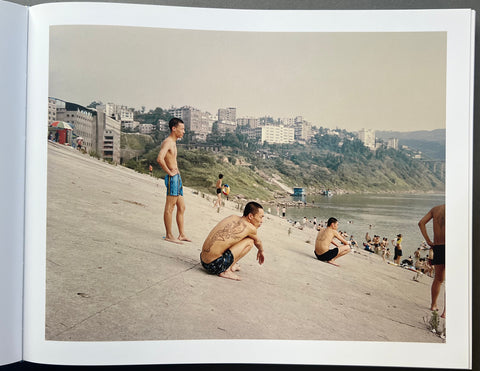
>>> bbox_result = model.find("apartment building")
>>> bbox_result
[101,103,135,127]
[52,98,121,163]
[48,98,57,125]
[218,107,236,123]
[139,123,156,134]
[237,117,259,128]
[294,121,313,142]
[255,125,295,144]
[358,128,376,150]
[158,119,169,132]
[95,106,122,163]
[56,101,97,151]
[168,106,211,141]
[386,137,399,150]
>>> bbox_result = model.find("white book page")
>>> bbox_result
[24,3,473,368]
[0,0,28,366]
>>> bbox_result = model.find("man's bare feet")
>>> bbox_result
[430,306,439,312]
[164,236,184,245]
[327,260,340,267]
[178,235,192,242]
[219,269,241,281]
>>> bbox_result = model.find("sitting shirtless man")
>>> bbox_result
[200,201,265,281]
[314,217,350,267]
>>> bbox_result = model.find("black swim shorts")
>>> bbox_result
[394,246,402,259]
[201,249,234,275]
[216,188,222,194]
[315,248,339,262]
[431,245,445,265]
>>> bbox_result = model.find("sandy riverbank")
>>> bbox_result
[45,142,444,343]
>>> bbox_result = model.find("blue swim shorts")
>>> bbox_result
[165,174,183,196]
[201,250,234,275]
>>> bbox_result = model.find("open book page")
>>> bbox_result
[24,3,473,368]
[0,0,28,366]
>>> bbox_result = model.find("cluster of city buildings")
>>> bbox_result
[164,105,315,145]
[48,98,402,164]
[358,128,398,151]
[48,98,124,163]
[163,106,403,153]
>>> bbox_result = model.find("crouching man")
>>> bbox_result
[200,201,265,281]
[314,217,350,267]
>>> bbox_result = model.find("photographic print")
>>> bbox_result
[46,25,446,342]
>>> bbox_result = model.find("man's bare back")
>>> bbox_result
[315,227,338,255]
[200,202,265,281]
[419,204,445,246]
[314,217,350,267]
[201,215,256,263]
[430,204,445,245]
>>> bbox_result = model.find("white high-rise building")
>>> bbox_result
[255,125,294,144]
[358,128,376,150]
[387,138,399,150]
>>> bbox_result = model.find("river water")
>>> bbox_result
[282,193,445,259]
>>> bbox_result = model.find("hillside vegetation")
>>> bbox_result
[376,129,445,161]
[122,129,445,201]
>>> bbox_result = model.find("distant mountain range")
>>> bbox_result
[375,129,445,161]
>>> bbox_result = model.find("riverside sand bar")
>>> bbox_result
[46,142,443,342]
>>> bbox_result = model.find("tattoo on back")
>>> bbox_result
[204,219,247,250]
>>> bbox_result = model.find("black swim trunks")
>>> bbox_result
[431,244,445,265]
[315,248,339,262]
[201,249,234,275]
[216,188,222,194]
[394,246,402,260]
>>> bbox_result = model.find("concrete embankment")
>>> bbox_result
[46,142,444,343]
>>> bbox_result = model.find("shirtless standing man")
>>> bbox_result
[418,204,446,318]
[200,201,265,281]
[213,173,223,208]
[157,118,191,244]
[314,217,350,267]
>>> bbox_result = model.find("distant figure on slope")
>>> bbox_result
[372,235,381,254]
[76,137,83,151]
[401,256,414,267]
[156,117,191,245]
[363,232,374,253]
[314,217,351,267]
[213,173,223,208]
[200,201,265,281]
[349,235,358,248]
[414,247,422,264]
[392,234,403,264]
[418,204,446,318]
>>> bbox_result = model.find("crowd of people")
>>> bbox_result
[156,117,446,318]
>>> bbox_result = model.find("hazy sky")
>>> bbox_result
[49,26,446,132]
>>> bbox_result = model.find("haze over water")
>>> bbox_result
[285,193,445,259]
